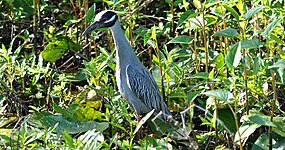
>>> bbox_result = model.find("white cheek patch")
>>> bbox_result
[94,10,108,22]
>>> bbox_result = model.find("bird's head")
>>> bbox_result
[82,10,118,35]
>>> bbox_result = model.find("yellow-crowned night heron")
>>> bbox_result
[82,10,171,121]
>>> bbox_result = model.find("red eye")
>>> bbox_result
[100,18,108,23]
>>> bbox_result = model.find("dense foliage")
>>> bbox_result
[1,0,285,149]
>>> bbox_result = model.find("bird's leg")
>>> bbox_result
[135,114,143,139]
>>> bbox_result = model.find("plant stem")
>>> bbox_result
[269,69,277,150]
[33,0,38,52]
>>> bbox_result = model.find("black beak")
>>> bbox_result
[81,21,101,36]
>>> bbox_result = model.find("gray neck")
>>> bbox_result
[110,20,138,64]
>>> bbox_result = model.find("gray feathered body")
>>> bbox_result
[110,20,171,119]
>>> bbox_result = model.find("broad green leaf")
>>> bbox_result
[225,42,242,69]
[252,133,285,150]
[214,53,225,71]
[212,28,238,37]
[87,4,96,22]
[187,91,199,102]
[63,131,74,148]
[218,109,237,133]
[242,6,264,20]
[270,33,284,45]
[234,123,261,143]
[262,17,282,38]
[177,10,199,27]
[268,59,285,69]
[193,0,201,9]
[32,112,109,134]
[151,25,156,40]
[241,39,263,49]
[248,115,276,127]
[41,41,68,62]
[277,67,285,84]
[167,35,193,44]
[64,19,80,28]
[41,38,80,62]
[188,72,208,79]
[223,4,239,20]
[253,56,259,75]
[272,117,285,137]
[252,133,269,150]
[204,89,233,103]
[0,129,13,137]
[78,129,104,149]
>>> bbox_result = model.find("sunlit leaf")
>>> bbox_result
[64,19,80,28]
[268,59,285,69]
[32,112,109,134]
[272,117,285,137]
[234,123,261,143]
[193,0,201,9]
[187,91,199,102]
[212,28,238,37]
[252,133,285,150]
[41,38,80,62]
[241,39,263,49]
[78,129,104,149]
[242,6,264,20]
[223,4,239,20]
[87,4,96,22]
[253,56,260,75]
[188,72,208,79]
[248,115,276,127]
[167,35,193,44]
[204,89,233,103]
[262,17,282,38]
[63,131,74,148]
[178,10,199,27]
[225,42,242,69]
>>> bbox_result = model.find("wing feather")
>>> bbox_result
[126,64,171,116]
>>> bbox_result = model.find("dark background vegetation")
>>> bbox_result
[1,0,285,149]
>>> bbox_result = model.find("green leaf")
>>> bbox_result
[241,39,263,49]
[212,28,238,37]
[248,115,276,127]
[41,41,68,62]
[193,0,201,9]
[252,133,285,150]
[63,131,74,148]
[177,10,199,27]
[223,4,239,20]
[78,129,104,149]
[262,17,282,38]
[41,38,80,62]
[225,42,242,69]
[234,123,261,143]
[167,35,193,44]
[64,19,80,28]
[272,117,285,137]
[253,56,260,75]
[242,6,264,20]
[218,109,238,133]
[32,112,109,134]
[187,91,199,102]
[268,59,285,69]
[188,72,208,79]
[204,89,233,103]
[87,4,96,22]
